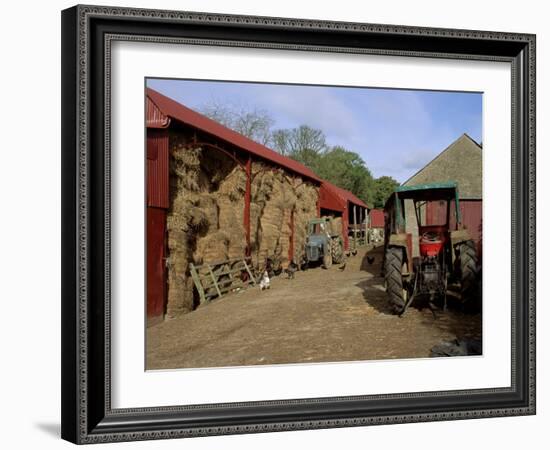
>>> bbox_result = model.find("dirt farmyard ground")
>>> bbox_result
[146,245,482,370]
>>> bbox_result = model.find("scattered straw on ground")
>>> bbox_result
[147,245,482,369]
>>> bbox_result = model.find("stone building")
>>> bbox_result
[403,133,482,259]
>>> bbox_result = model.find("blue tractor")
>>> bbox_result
[304,217,344,269]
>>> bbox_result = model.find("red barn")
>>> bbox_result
[145,89,370,323]
[318,181,369,251]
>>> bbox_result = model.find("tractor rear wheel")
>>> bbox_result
[331,238,344,264]
[385,247,406,313]
[323,251,333,269]
[459,240,479,311]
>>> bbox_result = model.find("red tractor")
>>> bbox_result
[383,182,479,315]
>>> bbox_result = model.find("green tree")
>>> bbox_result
[316,146,375,205]
[372,175,400,208]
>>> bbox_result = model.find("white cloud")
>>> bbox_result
[402,148,439,170]
[256,86,362,140]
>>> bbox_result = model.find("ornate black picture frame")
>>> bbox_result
[61,4,536,444]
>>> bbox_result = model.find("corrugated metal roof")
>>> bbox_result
[320,181,369,211]
[146,95,170,129]
[369,209,385,228]
[319,181,344,212]
[330,183,369,209]
[146,88,321,183]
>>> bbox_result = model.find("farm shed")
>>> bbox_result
[146,88,323,322]
[402,133,482,259]
[368,209,385,243]
[318,181,369,251]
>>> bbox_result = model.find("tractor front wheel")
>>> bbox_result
[459,240,479,311]
[385,247,406,313]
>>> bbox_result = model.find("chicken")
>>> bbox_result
[367,255,375,265]
[259,271,270,290]
[285,261,298,279]
[338,262,346,271]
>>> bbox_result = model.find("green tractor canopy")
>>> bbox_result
[384,181,462,234]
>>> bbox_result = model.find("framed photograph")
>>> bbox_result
[61,4,536,444]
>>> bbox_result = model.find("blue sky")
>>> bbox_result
[147,78,482,183]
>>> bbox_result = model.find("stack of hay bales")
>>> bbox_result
[165,133,319,317]
[247,166,318,270]
[291,179,318,263]
[165,136,204,318]
[328,216,343,236]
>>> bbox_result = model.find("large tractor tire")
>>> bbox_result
[384,247,406,313]
[459,240,480,311]
[323,250,333,269]
[331,237,344,264]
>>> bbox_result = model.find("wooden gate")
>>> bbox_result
[189,258,256,305]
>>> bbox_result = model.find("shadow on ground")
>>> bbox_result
[356,245,482,346]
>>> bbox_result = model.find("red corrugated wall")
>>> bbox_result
[146,129,169,324]
[147,130,170,209]
[146,95,170,128]
[147,207,167,322]
[427,200,482,261]
[369,209,385,228]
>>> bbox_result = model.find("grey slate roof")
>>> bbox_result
[403,133,482,199]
